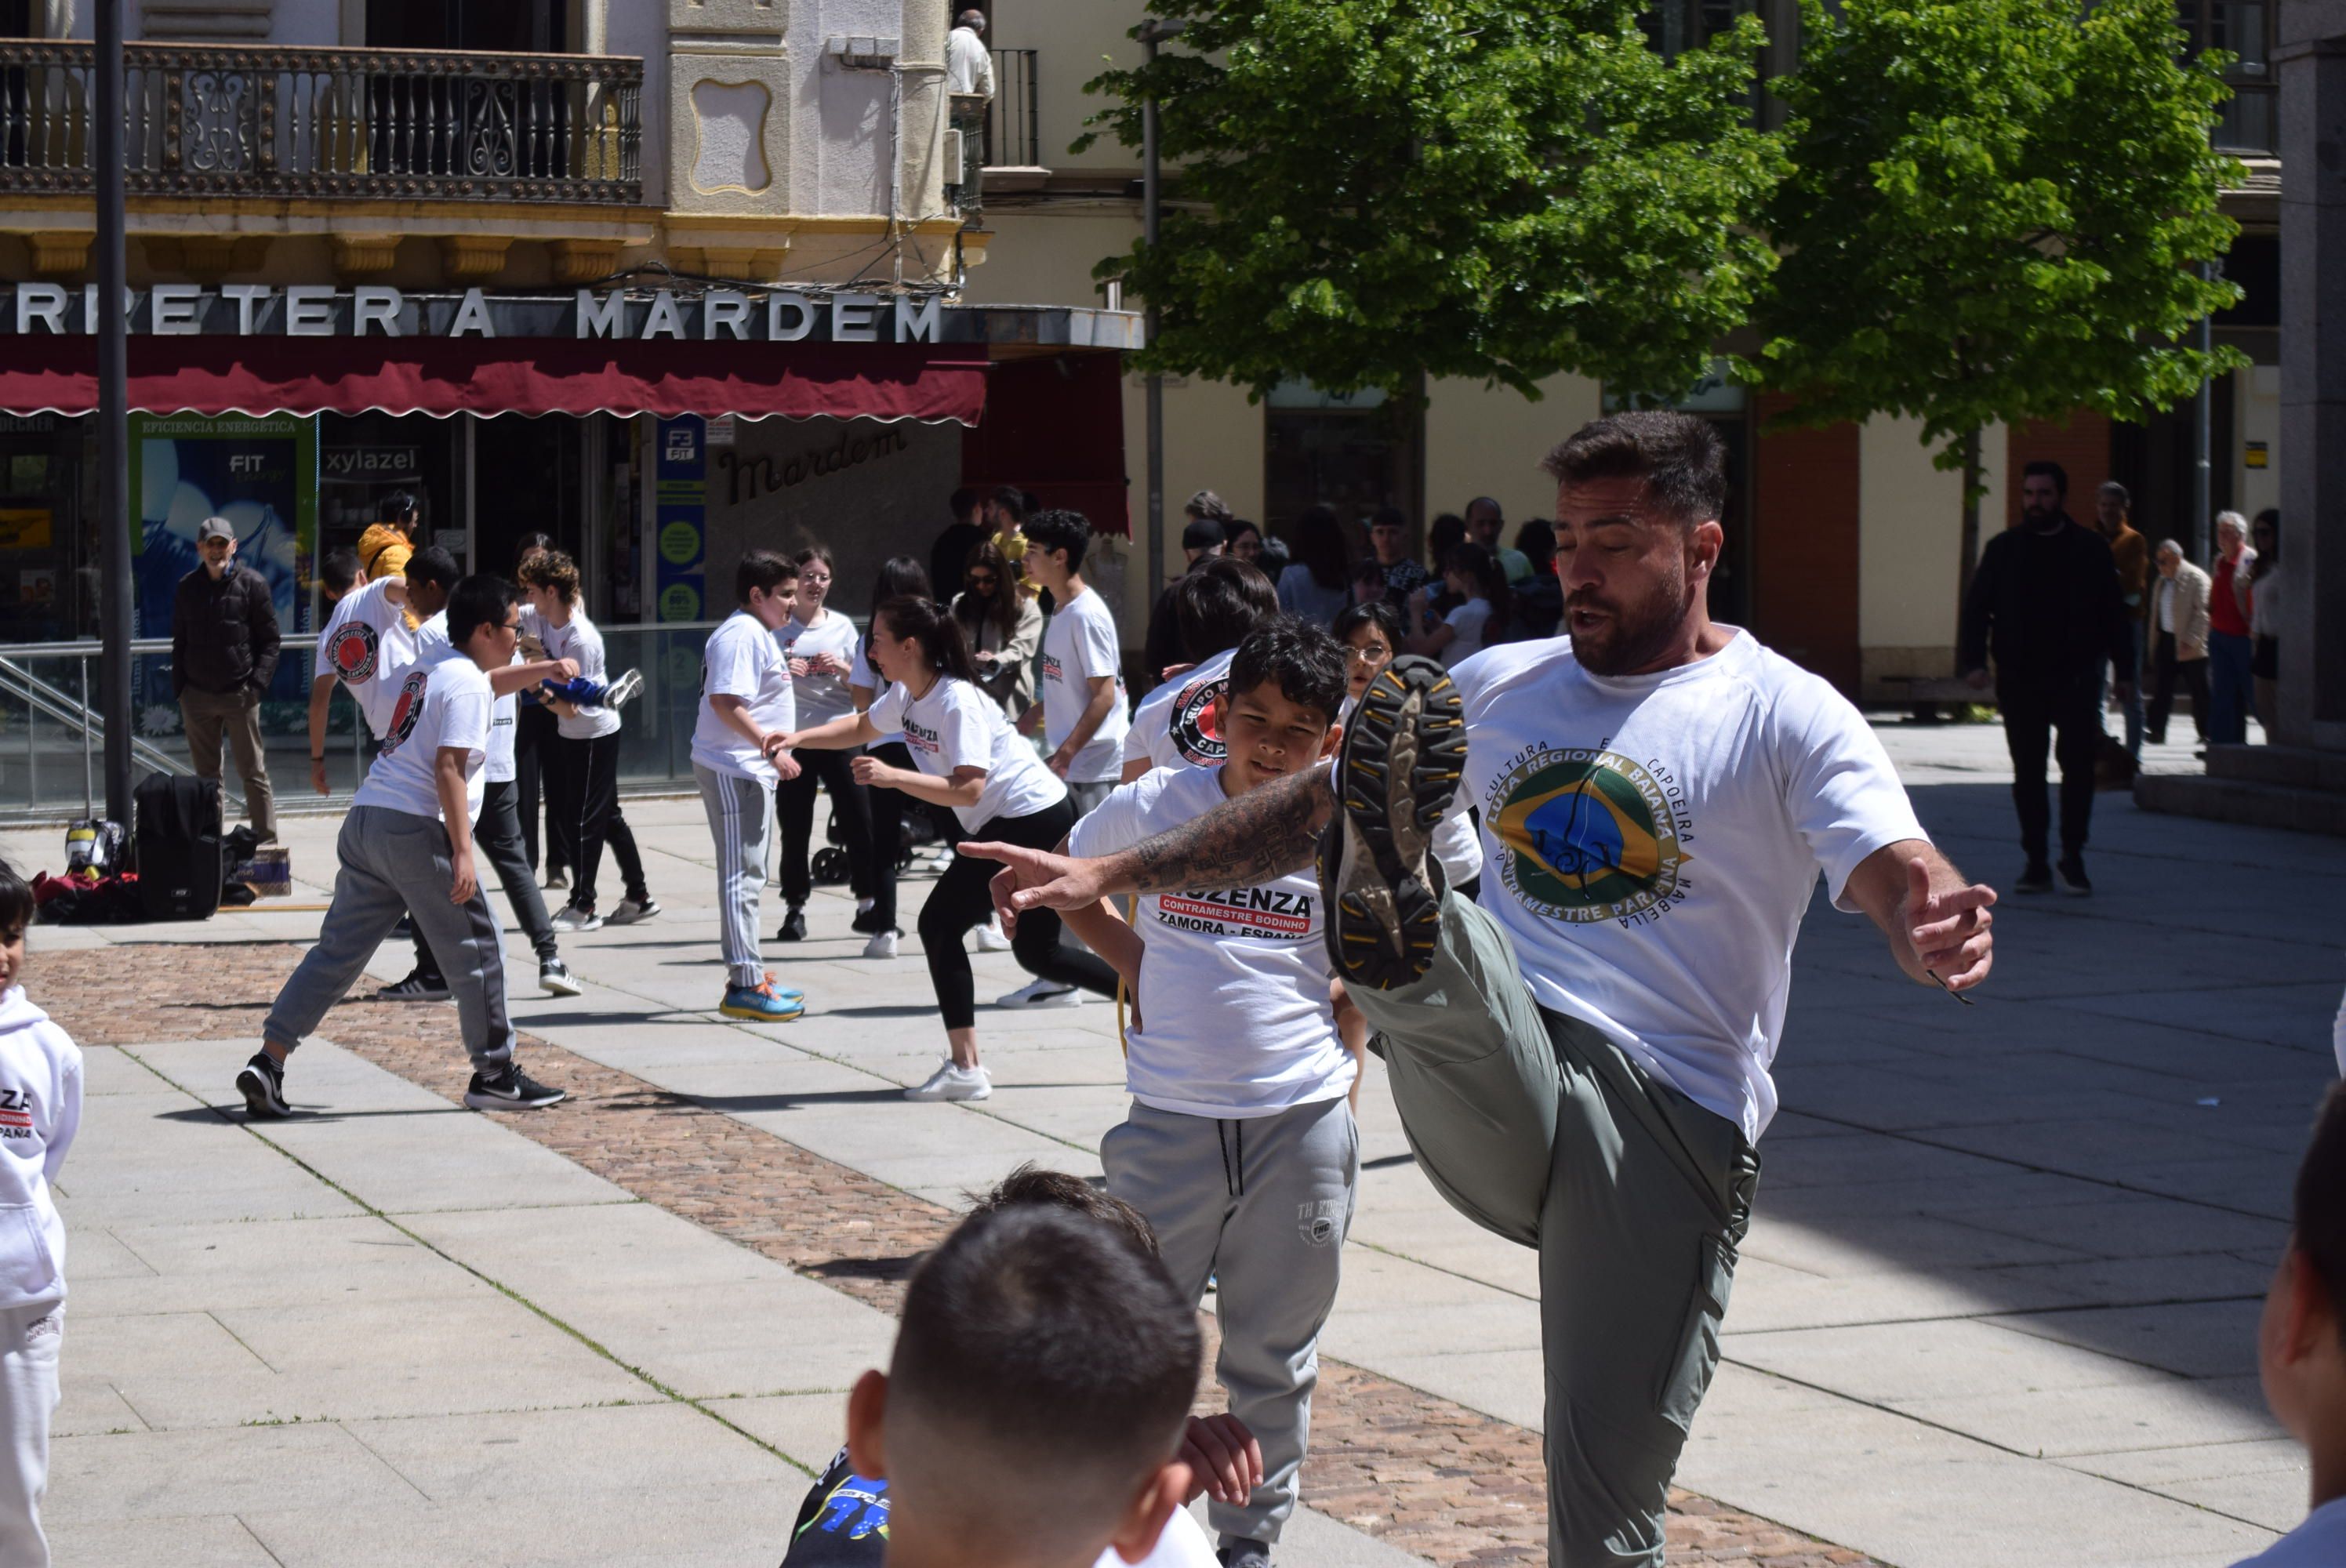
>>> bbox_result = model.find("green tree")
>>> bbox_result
[1754,0,2248,596]
[1078,0,1786,405]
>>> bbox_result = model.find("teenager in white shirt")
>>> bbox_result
[1121,557,1278,783]
[691,551,811,1022]
[775,547,881,951]
[521,551,657,933]
[845,557,938,954]
[1024,510,1129,813]
[1055,620,1357,1565]
[777,595,1117,1102]
[1404,541,1509,668]
[243,576,571,1120]
[0,859,80,1568]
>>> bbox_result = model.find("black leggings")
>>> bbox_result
[862,741,915,931]
[776,742,875,908]
[919,797,1117,1031]
[514,700,564,874]
[554,731,647,911]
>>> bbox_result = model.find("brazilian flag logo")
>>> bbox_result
[1493,750,1687,922]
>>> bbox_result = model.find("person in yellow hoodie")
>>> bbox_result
[357,493,419,630]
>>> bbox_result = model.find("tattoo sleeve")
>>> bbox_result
[1117,764,1335,895]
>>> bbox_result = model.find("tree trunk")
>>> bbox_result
[1954,425,1982,672]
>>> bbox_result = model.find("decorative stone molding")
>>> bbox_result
[143,234,271,280]
[27,230,90,278]
[329,233,403,281]
[550,239,627,285]
[668,244,790,281]
[140,0,272,40]
[437,235,512,285]
[668,0,790,220]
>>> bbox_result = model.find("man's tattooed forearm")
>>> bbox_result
[1122,765,1333,894]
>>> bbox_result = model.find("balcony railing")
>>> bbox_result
[986,48,1039,169]
[0,41,641,203]
[949,91,986,220]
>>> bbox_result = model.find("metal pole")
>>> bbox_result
[1141,27,1167,617]
[2194,259,2214,565]
[96,0,132,826]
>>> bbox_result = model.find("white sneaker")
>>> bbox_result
[995,978,1079,1008]
[550,901,603,933]
[606,897,661,925]
[905,1061,992,1102]
[973,917,1012,953]
[863,928,900,959]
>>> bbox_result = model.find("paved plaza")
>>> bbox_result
[3,717,2338,1568]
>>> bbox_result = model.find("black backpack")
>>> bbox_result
[134,773,223,922]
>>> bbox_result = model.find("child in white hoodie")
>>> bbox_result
[0,857,81,1567]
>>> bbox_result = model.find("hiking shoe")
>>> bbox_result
[603,667,645,710]
[236,1052,289,1120]
[606,897,660,925]
[778,906,808,942]
[376,968,449,1003]
[463,1065,567,1111]
[2014,862,2054,895]
[906,1061,991,1102]
[995,977,1077,1008]
[862,928,899,960]
[550,900,603,932]
[973,917,1012,953]
[539,959,582,997]
[1218,1539,1273,1568]
[1324,654,1464,992]
[720,978,805,1022]
[2057,858,2093,898]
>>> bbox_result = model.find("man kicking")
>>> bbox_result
[968,410,1997,1566]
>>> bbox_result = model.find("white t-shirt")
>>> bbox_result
[351,644,493,824]
[1452,631,1926,1142]
[852,632,902,749]
[1070,764,1353,1118]
[692,610,796,784]
[1443,598,1494,666]
[2230,1499,2346,1567]
[866,674,1066,832]
[1123,647,1237,771]
[316,576,420,739]
[539,612,621,740]
[779,609,860,728]
[1340,692,1484,889]
[414,612,515,787]
[1040,586,1130,783]
[1119,1507,1216,1568]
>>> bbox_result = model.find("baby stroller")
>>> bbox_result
[811,804,942,884]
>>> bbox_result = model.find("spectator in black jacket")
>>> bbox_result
[172,517,282,841]
[1959,460,2134,897]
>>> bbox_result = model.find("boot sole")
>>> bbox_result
[1327,657,1465,991]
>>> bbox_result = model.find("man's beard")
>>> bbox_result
[1567,564,1694,677]
[2023,503,2059,528]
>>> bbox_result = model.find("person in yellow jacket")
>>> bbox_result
[357,494,419,630]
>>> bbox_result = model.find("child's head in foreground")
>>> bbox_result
[1215,617,1349,793]
[847,1203,1201,1567]
[2261,1080,2346,1474]
[0,857,27,993]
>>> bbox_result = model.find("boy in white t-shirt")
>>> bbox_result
[2232,1082,2346,1567]
[241,576,568,1120]
[0,858,81,1568]
[1120,556,1279,783]
[1024,509,1129,815]
[690,551,810,1023]
[1057,619,1356,1566]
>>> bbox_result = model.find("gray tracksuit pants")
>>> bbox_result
[695,764,772,990]
[1102,1094,1358,1546]
[1346,891,1760,1568]
[263,805,517,1073]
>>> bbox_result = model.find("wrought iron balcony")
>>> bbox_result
[985,48,1039,169]
[0,42,641,204]
[949,91,986,220]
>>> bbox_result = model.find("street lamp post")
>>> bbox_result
[1138,18,1183,619]
[96,0,132,826]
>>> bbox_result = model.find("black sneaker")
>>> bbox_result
[236,1051,289,1119]
[778,906,808,942]
[1218,1539,1272,1568]
[376,968,449,1003]
[850,904,885,935]
[1322,655,1465,992]
[2014,862,2054,895]
[463,1066,567,1111]
[2056,858,2092,897]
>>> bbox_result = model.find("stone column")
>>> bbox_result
[2277,5,2346,751]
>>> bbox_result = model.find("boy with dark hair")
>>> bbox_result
[1026,509,1131,810]
[690,550,809,1022]
[2235,1081,2346,1566]
[241,575,568,1119]
[1122,558,1280,782]
[1050,618,1358,1568]
[319,546,364,604]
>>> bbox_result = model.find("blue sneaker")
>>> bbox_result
[720,977,804,1021]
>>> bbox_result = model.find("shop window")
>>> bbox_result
[0,2,32,38]
[318,412,459,575]
[366,0,568,52]
[2177,2,2274,154]
[0,415,85,643]
[1263,379,1422,546]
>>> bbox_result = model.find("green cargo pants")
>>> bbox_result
[1348,891,1760,1568]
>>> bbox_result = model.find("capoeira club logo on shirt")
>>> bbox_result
[1168,673,1228,765]
[326,619,380,684]
[377,670,430,757]
[1490,743,1691,925]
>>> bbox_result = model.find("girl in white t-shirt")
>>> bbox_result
[774,547,881,950]
[1405,542,1509,668]
[781,595,1117,1102]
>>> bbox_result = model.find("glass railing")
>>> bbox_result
[0,621,755,824]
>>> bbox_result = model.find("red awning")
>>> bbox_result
[960,353,1131,533]
[0,334,991,426]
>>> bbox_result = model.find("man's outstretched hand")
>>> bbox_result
[1908,856,1995,993]
[958,840,1109,935]
[1179,1414,1263,1506]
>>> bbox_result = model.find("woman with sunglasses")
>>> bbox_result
[950,539,1042,722]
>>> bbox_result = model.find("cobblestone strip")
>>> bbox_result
[44,943,1879,1568]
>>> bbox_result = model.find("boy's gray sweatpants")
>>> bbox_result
[1346,892,1760,1568]
[264,805,516,1073]
[1102,1094,1357,1547]
[695,764,772,990]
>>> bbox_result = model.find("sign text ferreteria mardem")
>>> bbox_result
[0,285,947,345]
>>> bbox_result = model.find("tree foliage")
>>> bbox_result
[1079,0,1786,403]
[1752,0,2250,468]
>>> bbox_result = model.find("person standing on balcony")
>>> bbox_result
[172,517,281,844]
[948,9,995,98]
